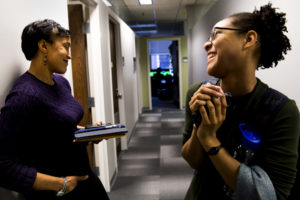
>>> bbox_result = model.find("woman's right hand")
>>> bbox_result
[189,83,223,112]
[33,172,89,195]
[64,175,89,195]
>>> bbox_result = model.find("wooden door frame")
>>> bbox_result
[68,4,92,126]
[68,4,95,169]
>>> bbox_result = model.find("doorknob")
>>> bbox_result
[115,89,122,99]
[117,93,122,99]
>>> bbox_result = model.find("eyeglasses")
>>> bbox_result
[208,27,248,42]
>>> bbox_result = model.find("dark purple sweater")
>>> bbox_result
[0,72,90,194]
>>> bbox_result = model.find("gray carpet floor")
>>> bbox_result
[108,108,194,200]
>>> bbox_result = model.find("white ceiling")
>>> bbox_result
[123,0,214,22]
[107,0,217,36]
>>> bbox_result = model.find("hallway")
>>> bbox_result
[108,108,193,200]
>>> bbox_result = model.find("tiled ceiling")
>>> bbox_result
[108,0,217,37]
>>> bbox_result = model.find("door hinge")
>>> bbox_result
[87,97,95,108]
[93,167,99,176]
[82,22,90,34]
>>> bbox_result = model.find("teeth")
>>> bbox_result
[208,54,215,59]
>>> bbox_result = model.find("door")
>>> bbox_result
[68,4,94,168]
[109,20,121,154]
[149,40,180,108]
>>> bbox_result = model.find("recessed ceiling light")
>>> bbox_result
[130,24,156,28]
[138,0,152,5]
[135,30,157,34]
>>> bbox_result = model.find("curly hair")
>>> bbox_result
[229,3,291,69]
[21,19,70,60]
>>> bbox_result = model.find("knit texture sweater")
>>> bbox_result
[0,72,90,195]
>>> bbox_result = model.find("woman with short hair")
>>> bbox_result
[0,19,109,200]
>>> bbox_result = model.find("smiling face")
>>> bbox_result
[46,36,71,74]
[203,18,246,79]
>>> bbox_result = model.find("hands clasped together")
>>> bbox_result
[189,82,227,149]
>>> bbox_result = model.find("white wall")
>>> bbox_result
[0,0,72,107]
[86,0,139,191]
[106,3,139,143]
[135,37,144,114]
[94,1,118,191]
[83,1,114,191]
[187,0,300,107]
[119,22,139,139]
[0,0,70,198]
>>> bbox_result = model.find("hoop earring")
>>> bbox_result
[43,55,47,66]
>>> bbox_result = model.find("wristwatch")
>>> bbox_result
[207,144,223,155]
[56,177,67,196]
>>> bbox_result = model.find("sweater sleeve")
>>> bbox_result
[0,91,38,194]
[182,82,203,145]
[260,100,300,200]
[236,164,277,200]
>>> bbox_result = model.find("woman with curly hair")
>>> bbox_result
[182,3,299,200]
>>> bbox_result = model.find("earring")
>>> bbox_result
[43,55,47,66]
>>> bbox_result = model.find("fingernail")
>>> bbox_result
[215,86,222,91]
[217,92,223,97]
[203,81,212,85]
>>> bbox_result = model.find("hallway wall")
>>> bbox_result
[119,20,139,141]
[89,0,139,141]
[187,0,300,106]
[80,0,139,191]
[0,0,71,107]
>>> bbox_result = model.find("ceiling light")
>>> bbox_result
[102,0,112,6]
[130,24,156,28]
[135,30,157,34]
[138,0,152,5]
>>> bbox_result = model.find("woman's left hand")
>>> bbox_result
[76,121,103,144]
[196,90,227,149]
[76,121,103,130]
[95,121,102,126]
[76,125,85,129]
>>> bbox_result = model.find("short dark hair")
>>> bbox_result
[229,3,291,69]
[21,19,70,60]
